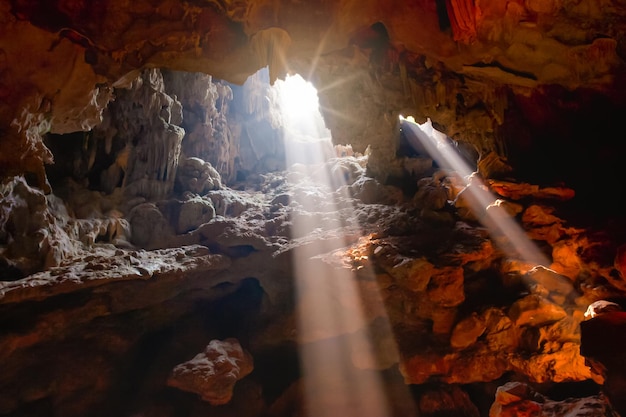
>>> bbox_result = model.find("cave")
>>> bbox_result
[2,1,626,416]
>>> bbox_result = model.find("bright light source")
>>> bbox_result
[275,74,330,141]
[275,74,408,416]
[279,74,320,118]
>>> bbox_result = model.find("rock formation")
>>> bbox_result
[167,338,254,405]
[1,1,626,416]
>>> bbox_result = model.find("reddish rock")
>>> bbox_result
[450,312,486,350]
[427,266,465,307]
[490,381,615,417]
[488,179,576,202]
[418,385,479,417]
[167,338,254,405]
[1,1,626,415]
[524,265,575,298]
[615,244,626,280]
[508,294,568,327]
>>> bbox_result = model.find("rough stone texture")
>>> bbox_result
[1,148,625,415]
[167,338,254,405]
[490,381,617,417]
[418,385,480,417]
[0,244,229,304]
[581,311,626,416]
[2,1,626,416]
[450,313,487,350]
[94,68,185,200]
[2,0,626,192]
[163,71,236,184]
[176,157,223,195]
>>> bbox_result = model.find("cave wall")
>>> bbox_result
[1,0,625,191]
[2,1,626,416]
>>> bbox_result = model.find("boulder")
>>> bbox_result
[167,338,254,405]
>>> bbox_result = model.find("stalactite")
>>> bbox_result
[90,68,185,200]
[445,0,480,44]
[436,80,447,108]
[161,70,237,184]
[249,28,292,84]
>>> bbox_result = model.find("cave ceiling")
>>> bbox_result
[1,0,626,181]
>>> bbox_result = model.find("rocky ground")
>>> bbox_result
[2,144,625,416]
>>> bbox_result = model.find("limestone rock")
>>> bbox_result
[414,177,449,210]
[194,215,274,258]
[510,341,595,383]
[400,348,509,385]
[127,202,175,248]
[522,204,575,244]
[450,313,487,350]
[478,152,514,180]
[167,338,254,405]
[0,177,76,276]
[524,265,575,298]
[522,204,563,227]
[584,300,622,319]
[508,294,568,327]
[0,244,229,304]
[2,2,626,415]
[550,239,586,281]
[580,311,626,414]
[488,180,575,202]
[493,381,542,406]
[418,385,480,417]
[428,266,465,308]
[483,308,519,352]
[206,189,262,217]
[490,381,615,417]
[486,198,524,218]
[176,157,223,195]
[163,71,236,184]
[157,196,216,235]
[383,257,434,293]
[350,176,390,204]
[453,175,491,223]
[178,197,216,234]
[94,69,185,201]
[615,244,626,280]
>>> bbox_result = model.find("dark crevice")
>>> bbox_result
[250,343,300,405]
[435,0,451,32]
[0,290,95,333]
[465,61,538,80]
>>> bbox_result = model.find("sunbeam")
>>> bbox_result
[315,72,363,94]
[399,115,551,269]
[303,30,332,82]
[317,103,361,124]
[274,73,410,417]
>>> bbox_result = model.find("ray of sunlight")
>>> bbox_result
[274,73,410,417]
[399,115,551,269]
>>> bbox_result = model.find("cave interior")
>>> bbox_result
[2,0,626,416]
